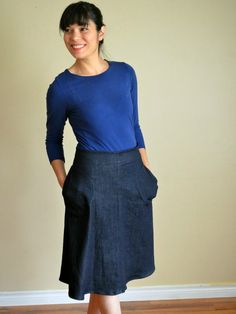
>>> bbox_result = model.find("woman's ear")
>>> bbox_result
[98,25,106,41]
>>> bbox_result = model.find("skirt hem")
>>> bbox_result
[59,267,155,301]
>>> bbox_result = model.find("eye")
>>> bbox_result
[81,26,88,32]
[64,28,71,33]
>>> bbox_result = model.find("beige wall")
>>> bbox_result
[0,0,235,292]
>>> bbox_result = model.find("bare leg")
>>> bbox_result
[95,294,122,314]
[87,293,101,314]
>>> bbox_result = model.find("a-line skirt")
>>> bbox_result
[60,145,159,301]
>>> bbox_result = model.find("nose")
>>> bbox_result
[71,29,82,41]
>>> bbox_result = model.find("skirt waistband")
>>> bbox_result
[73,145,142,167]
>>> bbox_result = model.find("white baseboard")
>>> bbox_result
[1,284,236,306]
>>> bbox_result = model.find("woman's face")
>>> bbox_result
[63,19,105,60]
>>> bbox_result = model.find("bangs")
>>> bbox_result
[59,5,92,31]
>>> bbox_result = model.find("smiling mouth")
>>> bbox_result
[71,44,86,49]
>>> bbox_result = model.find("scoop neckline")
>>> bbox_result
[65,59,112,78]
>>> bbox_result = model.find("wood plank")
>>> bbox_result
[0,297,236,313]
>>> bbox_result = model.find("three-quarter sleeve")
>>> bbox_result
[128,64,146,148]
[45,80,68,163]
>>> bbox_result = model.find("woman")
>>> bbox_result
[45,1,158,313]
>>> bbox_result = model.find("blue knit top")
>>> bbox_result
[45,60,145,163]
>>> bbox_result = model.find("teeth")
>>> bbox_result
[72,44,85,49]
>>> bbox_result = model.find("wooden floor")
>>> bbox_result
[1,297,236,313]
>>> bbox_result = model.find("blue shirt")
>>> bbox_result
[45,60,145,163]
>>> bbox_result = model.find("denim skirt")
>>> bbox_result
[59,145,158,301]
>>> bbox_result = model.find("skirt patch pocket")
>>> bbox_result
[135,163,158,203]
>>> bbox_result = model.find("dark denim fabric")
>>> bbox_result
[60,146,158,301]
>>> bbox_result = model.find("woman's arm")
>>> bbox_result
[127,64,151,169]
[45,81,67,164]
[45,80,68,188]
[50,159,67,188]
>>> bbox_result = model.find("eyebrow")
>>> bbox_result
[66,24,89,29]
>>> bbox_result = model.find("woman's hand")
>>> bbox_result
[138,148,150,169]
[50,159,67,189]
[59,176,66,189]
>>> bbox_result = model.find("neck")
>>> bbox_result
[72,55,108,76]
